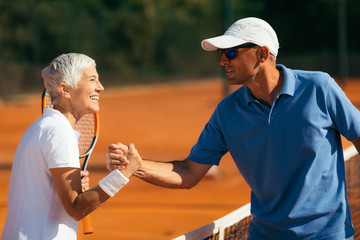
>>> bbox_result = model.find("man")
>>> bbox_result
[1,53,142,240]
[108,18,359,239]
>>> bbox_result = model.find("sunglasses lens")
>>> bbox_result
[225,49,236,60]
[217,43,257,60]
[217,48,237,60]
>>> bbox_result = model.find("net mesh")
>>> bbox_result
[173,145,360,240]
[43,91,97,156]
[223,215,252,240]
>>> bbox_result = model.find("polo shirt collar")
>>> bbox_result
[277,64,295,97]
[43,108,69,124]
[43,108,81,139]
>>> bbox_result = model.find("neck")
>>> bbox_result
[53,104,80,129]
[248,67,283,107]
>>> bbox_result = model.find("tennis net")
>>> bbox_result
[173,145,360,240]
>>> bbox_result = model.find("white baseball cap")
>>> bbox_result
[201,17,279,57]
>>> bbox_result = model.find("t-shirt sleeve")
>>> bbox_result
[41,127,80,169]
[188,108,228,165]
[326,77,360,141]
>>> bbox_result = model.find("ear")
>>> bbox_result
[257,46,270,63]
[57,82,71,99]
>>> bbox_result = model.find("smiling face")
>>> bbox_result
[219,46,259,86]
[69,65,104,117]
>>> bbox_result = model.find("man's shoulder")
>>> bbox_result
[216,86,248,110]
[281,65,333,89]
[293,68,331,79]
[283,65,331,81]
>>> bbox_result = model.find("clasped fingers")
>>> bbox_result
[106,152,129,171]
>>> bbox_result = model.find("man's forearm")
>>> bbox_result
[134,159,202,189]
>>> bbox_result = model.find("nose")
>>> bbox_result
[97,80,105,92]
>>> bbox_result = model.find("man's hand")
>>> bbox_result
[120,143,143,178]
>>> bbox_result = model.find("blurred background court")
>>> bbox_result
[0,1,360,239]
[0,78,359,239]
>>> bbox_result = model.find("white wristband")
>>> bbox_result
[98,169,129,197]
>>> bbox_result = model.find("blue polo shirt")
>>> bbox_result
[188,65,360,239]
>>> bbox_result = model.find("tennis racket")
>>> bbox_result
[41,88,99,234]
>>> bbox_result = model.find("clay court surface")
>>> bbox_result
[0,78,359,239]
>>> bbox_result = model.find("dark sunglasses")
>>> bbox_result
[217,43,258,60]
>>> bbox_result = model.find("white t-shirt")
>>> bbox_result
[1,108,80,240]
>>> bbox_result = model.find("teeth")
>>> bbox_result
[90,96,99,100]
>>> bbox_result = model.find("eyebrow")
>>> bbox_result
[88,74,99,78]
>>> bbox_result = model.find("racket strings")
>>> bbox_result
[76,115,96,155]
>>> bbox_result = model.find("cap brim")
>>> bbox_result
[201,35,247,51]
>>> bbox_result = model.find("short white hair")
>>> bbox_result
[42,53,96,104]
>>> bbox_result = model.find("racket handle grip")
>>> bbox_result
[81,187,94,234]
[82,214,94,234]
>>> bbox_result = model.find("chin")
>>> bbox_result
[86,107,99,114]
[227,79,238,85]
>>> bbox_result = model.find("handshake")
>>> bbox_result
[106,143,143,179]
